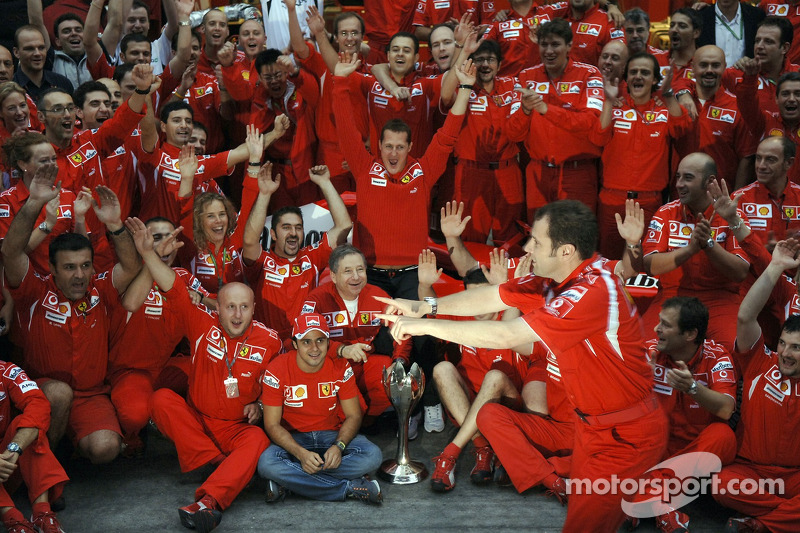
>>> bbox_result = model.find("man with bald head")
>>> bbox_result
[130,217,282,533]
[597,40,628,86]
[642,152,751,351]
[674,45,758,189]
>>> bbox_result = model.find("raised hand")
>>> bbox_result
[245,124,264,162]
[482,248,509,285]
[73,187,93,219]
[132,63,160,94]
[124,217,152,255]
[603,74,619,101]
[92,186,122,227]
[27,163,60,205]
[217,41,236,67]
[707,178,742,224]
[258,161,281,196]
[514,253,533,278]
[334,52,361,77]
[153,224,185,258]
[440,201,471,238]
[455,58,477,86]
[418,248,442,287]
[772,238,800,272]
[179,144,198,186]
[615,199,645,246]
[308,165,331,185]
[272,114,290,139]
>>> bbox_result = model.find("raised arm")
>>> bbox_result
[1,164,59,288]
[26,0,50,50]
[94,186,141,292]
[243,162,280,263]
[440,201,477,276]
[285,0,309,59]
[162,0,180,41]
[615,199,645,278]
[737,239,800,351]
[417,249,442,299]
[84,0,109,67]
[125,217,177,292]
[167,0,195,76]
[306,5,341,73]
[309,165,351,247]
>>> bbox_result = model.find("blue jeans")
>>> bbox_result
[257,430,382,501]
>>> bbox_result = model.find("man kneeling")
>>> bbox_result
[258,314,383,503]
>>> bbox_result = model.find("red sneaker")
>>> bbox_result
[430,454,457,492]
[30,511,64,533]
[724,517,768,533]
[178,494,222,532]
[4,517,36,533]
[469,446,495,485]
[656,509,690,533]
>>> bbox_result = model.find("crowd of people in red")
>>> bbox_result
[0,0,798,531]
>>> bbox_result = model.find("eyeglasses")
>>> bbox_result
[43,104,76,115]
[339,31,361,39]
[472,56,498,65]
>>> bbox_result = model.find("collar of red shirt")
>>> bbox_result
[552,253,602,292]
[567,2,601,21]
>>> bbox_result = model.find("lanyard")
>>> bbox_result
[207,246,227,290]
[716,13,743,41]
[223,331,251,378]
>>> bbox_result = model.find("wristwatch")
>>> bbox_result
[37,221,52,234]
[335,440,347,452]
[705,238,715,249]
[6,442,22,455]
[687,381,698,396]
[424,297,438,317]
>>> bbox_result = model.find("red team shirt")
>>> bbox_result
[506,59,604,164]
[499,256,654,415]
[734,335,800,466]
[758,0,800,64]
[484,7,543,78]
[724,63,800,116]
[647,339,737,449]
[261,350,357,432]
[455,77,522,162]
[536,2,624,66]
[412,0,476,28]
[735,181,800,243]
[333,75,463,266]
[0,361,50,436]
[164,277,282,421]
[7,266,120,394]
[245,237,332,341]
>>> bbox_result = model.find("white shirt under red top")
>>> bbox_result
[647,339,737,451]
[333,75,463,266]
[7,266,119,395]
[261,349,357,432]
[165,276,282,421]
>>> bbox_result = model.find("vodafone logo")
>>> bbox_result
[669,221,679,233]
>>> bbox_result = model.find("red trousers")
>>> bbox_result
[564,406,669,533]
[454,159,524,246]
[352,355,393,417]
[0,418,68,507]
[476,403,574,493]
[150,389,269,509]
[714,462,800,533]
[666,422,737,465]
[526,159,599,221]
[108,358,190,440]
[597,189,662,260]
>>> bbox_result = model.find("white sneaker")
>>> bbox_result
[408,411,422,441]
[424,403,445,433]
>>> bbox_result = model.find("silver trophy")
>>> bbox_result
[378,360,428,484]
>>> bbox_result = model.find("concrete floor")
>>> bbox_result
[13,419,734,532]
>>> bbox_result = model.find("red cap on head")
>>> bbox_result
[292,313,330,339]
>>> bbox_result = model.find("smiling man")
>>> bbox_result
[12,25,73,102]
[717,239,800,533]
[257,313,383,504]
[134,216,282,533]
[642,152,751,352]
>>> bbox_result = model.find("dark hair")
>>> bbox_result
[783,314,800,334]
[254,48,282,72]
[672,7,702,32]
[159,100,193,123]
[380,118,411,143]
[387,31,419,54]
[192,121,208,135]
[2,131,49,171]
[130,0,149,13]
[463,268,489,288]
[699,154,718,181]
[73,81,111,109]
[537,18,573,45]
[113,62,136,83]
[662,297,708,345]
[624,7,650,27]
[14,25,45,48]
[49,233,94,265]
[120,33,149,56]
[144,216,176,227]
[471,39,502,65]
[38,87,73,108]
[428,22,455,48]
[623,52,663,90]
[53,13,83,39]
[777,71,800,93]
[761,135,797,162]
[759,16,794,47]
[329,244,366,272]
[533,200,597,260]
[270,206,304,232]
[171,29,202,52]
[333,11,365,36]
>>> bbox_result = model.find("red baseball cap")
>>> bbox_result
[292,313,330,339]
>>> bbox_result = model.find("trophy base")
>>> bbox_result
[377,459,428,484]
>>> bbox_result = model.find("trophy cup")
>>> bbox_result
[378,360,428,484]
